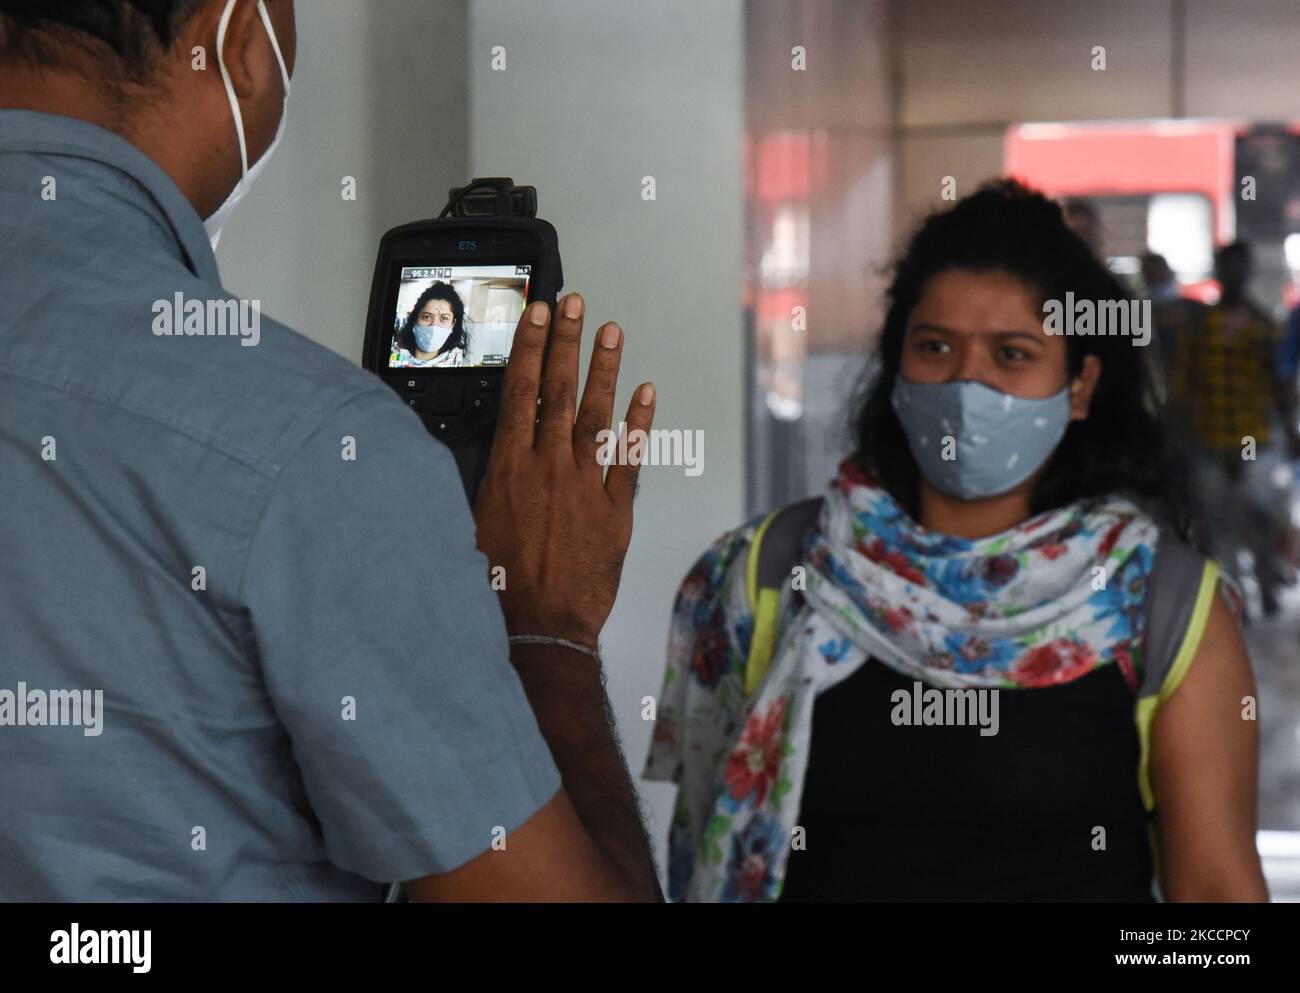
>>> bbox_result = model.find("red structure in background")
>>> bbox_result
[1005,120,1239,243]
[746,123,1300,311]
[1006,120,1300,307]
[742,130,827,316]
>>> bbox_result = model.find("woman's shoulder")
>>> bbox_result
[1147,528,1227,606]
[1139,527,1240,699]
[673,512,770,618]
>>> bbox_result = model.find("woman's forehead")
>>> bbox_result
[910,269,1044,331]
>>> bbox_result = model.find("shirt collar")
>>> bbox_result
[0,109,220,285]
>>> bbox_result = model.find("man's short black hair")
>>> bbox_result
[1215,239,1253,267]
[0,0,207,84]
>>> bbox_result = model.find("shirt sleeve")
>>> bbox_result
[240,387,561,883]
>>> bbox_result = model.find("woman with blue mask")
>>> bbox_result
[392,281,468,368]
[644,180,1267,903]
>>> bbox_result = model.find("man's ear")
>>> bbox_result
[208,0,286,147]
[1068,354,1102,421]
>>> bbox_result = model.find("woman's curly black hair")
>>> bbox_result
[852,178,1192,539]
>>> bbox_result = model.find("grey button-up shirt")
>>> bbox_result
[0,110,560,900]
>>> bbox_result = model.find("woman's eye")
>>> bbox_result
[917,338,948,354]
[999,346,1028,361]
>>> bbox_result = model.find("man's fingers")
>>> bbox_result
[495,301,550,451]
[536,292,585,448]
[605,382,656,509]
[574,322,623,472]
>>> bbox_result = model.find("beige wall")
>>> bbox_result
[1185,0,1300,118]
[218,0,469,362]
[746,0,894,350]
[469,0,746,885]
[899,0,1174,129]
[893,0,1300,238]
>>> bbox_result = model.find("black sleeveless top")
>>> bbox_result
[777,657,1156,902]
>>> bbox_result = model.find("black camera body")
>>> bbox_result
[362,179,563,502]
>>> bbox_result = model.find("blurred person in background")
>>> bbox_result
[1138,251,1196,404]
[1270,297,1300,588]
[1140,253,1180,306]
[1165,241,1300,618]
[1063,197,1102,258]
[644,181,1267,903]
[1279,298,1300,406]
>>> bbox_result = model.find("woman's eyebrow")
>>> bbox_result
[994,329,1044,346]
[909,323,1041,344]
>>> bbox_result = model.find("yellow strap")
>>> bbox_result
[743,510,783,697]
[746,588,782,696]
[1134,558,1218,895]
[744,510,780,610]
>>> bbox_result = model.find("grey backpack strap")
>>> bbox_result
[1139,527,1212,698]
[756,497,823,592]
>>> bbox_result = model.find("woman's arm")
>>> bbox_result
[1149,586,1270,901]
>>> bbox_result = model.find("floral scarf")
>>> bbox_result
[642,459,1160,902]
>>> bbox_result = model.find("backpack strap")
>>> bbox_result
[1138,529,1216,698]
[742,497,822,697]
[1134,528,1222,812]
[1133,527,1222,895]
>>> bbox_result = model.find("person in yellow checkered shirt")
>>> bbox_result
[1166,241,1300,616]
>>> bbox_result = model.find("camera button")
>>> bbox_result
[426,381,465,415]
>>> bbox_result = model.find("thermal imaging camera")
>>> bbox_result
[362,178,563,501]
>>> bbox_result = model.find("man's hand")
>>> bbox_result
[474,292,655,647]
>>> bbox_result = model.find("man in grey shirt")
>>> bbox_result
[0,0,660,901]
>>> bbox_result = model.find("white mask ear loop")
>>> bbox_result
[207,0,291,249]
[215,0,248,177]
[214,0,291,181]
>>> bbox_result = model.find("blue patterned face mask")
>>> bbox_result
[412,323,443,353]
[890,376,1070,500]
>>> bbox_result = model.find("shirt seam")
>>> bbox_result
[0,114,212,280]
[231,385,401,605]
[0,362,354,478]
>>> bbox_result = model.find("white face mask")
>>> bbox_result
[204,0,291,250]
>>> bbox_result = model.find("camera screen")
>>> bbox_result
[387,263,532,369]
